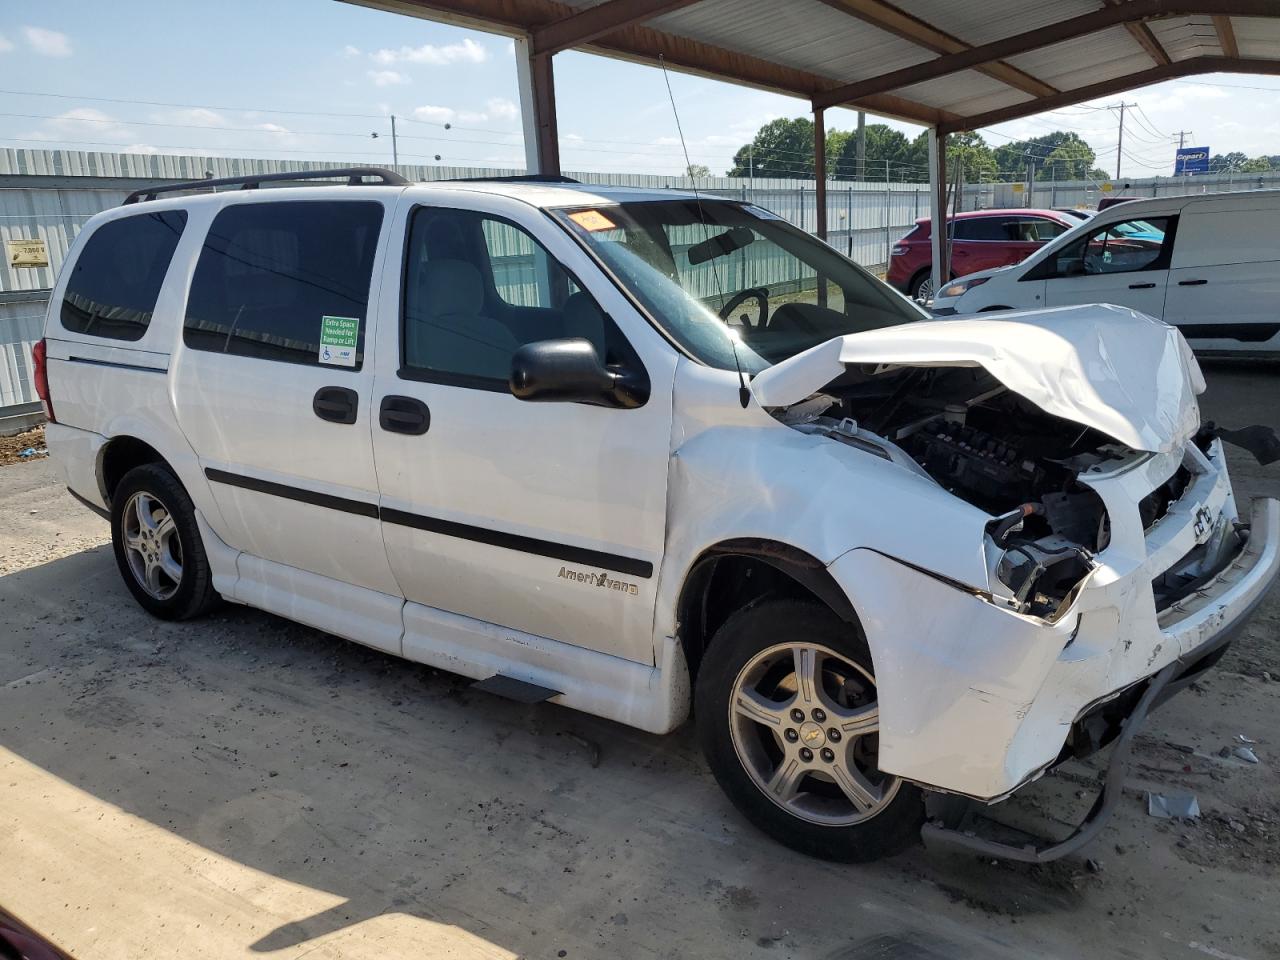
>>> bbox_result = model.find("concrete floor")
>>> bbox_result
[1,362,1278,960]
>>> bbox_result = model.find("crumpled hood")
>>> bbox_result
[750,303,1206,453]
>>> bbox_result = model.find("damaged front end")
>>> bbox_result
[752,307,1280,859]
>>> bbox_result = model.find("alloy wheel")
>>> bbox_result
[121,490,183,601]
[728,642,901,826]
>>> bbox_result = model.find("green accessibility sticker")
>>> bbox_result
[319,315,359,367]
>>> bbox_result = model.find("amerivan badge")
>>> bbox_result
[319,316,359,367]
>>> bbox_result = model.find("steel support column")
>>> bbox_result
[928,127,946,302]
[814,107,828,241]
[515,36,561,176]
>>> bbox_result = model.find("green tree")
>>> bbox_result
[833,123,913,180]
[727,117,815,178]
[945,130,998,183]
[1209,151,1249,173]
[1037,139,1100,181]
[993,131,1099,183]
[1239,156,1273,173]
[685,163,711,179]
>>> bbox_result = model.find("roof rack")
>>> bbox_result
[123,167,410,205]
[441,174,581,184]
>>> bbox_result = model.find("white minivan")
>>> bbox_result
[36,168,1279,865]
[931,189,1280,356]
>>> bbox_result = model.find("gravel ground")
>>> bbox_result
[0,424,47,466]
[0,363,1277,960]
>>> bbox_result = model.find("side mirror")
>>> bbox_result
[510,338,648,409]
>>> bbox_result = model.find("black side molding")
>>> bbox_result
[381,508,654,579]
[67,356,167,375]
[203,467,653,579]
[204,468,379,518]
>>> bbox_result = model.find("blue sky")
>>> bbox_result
[2,0,1278,179]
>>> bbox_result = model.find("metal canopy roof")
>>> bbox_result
[342,0,1280,133]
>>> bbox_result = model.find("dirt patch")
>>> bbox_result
[0,425,47,466]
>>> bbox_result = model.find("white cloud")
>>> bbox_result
[158,107,230,128]
[457,110,488,124]
[371,37,487,66]
[486,97,518,122]
[368,69,410,87]
[255,122,291,134]
[0,33,14,53]
[22,26,71,57]
[124,144,159,154]
[341,44,361,58]
[412,105,455,125]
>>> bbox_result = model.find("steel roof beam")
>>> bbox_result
[345,0,954,126]
[941,55,1280,133]
[814,0,1276,109]
[1214,14,1241,57]
[812,0,1057,99]
[531,0,706,56]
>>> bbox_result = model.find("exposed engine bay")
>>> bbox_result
[780,365,1196,619]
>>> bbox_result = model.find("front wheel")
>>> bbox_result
[111,462,219,621]
[695,599,924,862]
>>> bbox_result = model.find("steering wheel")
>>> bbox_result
[719,287,769,329]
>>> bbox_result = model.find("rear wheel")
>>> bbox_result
[695,599,924,862]
[111,463,219,620]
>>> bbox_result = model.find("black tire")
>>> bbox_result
[908,268,934,301]
[110,462,219,621]
[695,599,924,863]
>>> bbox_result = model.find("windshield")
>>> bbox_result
[553,200,926,372]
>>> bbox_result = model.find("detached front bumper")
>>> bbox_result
[829,444,1279,802]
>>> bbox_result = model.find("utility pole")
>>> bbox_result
[748,143,754,187]
[390,114,399,168]
[855,111,866,182]
[1171,129,1194,175]
[1110,101,1137,180]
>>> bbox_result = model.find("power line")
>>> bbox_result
[0,88,383,120]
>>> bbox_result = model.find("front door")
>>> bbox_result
[1042,214,1177,317]
[369,193,676,664]
[172,197,404,641]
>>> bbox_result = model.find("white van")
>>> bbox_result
[931,189,1280,356]
[35,169,1279,864]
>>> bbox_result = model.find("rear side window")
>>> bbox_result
[61,210,187,341]
[184,201,383,369]
[952,218,1010,241]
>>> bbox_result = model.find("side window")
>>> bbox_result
[61,210,187,341]
[953,218,1008,241]
[1050,216,1172,277]
[1026,217,1069,241]
[401,207,618,388]
[184,201,384,368]
[480,218,580,307]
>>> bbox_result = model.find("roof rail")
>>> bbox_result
[122,166,410,205]
[441,174,581,184]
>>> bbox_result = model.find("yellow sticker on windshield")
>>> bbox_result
[568,209,616,232]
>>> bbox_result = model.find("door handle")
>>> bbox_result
[379,395,430,435]
[1128,282,1157,289]
[1178,278,1208,286]
[313,386,358,425]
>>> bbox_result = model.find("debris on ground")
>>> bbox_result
[0,425,48,466]
[1232,746,1260,764]
[1148,791,1201,819]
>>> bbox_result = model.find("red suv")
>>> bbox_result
[887,208,1076,300]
